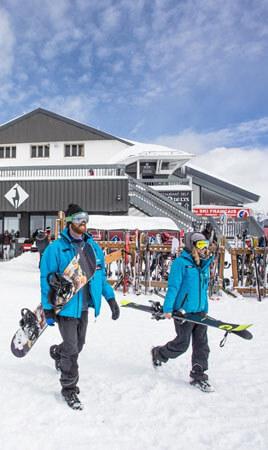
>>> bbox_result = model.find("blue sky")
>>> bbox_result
[1,0,268,149]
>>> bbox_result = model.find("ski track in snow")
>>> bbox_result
[0,253,268,450]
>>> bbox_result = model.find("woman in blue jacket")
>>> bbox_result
[151,232,214,392]
[41,204,119,409]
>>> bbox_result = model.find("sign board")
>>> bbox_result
[193,206,252,219]
[160,190,192,211]
[4,183,29,209]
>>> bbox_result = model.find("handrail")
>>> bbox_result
[128,176,197,229]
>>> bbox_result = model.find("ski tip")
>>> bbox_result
[219,323,253,332]
[120,300,131,306]
[233,324,253,331]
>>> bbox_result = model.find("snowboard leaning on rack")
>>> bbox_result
[121,300,253,341]
[11,243,96,357]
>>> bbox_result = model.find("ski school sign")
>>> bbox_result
[193,206,252,219]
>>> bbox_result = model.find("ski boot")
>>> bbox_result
[49,345,61,371]
[190,364,214,393]
[61,388,83,410]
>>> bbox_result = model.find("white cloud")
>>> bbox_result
[33,94,98,123]
[2,0,268,113]
[42,0,71,28]
[100,5,121,29]
[153,117,268,213]
[193,147,268,213]
[41,28,83,61]
[154,117,268,153]
[0,8,15,79]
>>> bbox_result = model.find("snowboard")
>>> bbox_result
[11,243,96,357]
[120,300,253,340]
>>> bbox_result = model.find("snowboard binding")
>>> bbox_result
[19,308,39,340]
[47,272,73,307]
[149,300,164,320]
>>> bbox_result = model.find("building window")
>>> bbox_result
[161,162,170,170]
[30,215,45,236]
[0,146,16,158]
[64,144,85,157]
[31,144,50,158]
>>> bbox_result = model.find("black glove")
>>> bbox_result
[108,299,120,320]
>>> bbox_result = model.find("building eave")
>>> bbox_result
[185,164,260,204]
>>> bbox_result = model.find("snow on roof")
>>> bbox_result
[87,215,178,231]
[152,184,192,191]
[108,142,194,164]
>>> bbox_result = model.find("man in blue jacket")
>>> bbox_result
[41,204,119,409]
[151,232,214,392]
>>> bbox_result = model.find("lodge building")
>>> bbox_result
[0,108,259,238]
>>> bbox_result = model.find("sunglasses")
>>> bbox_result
[66,212,89,224]
[195,240,209,250]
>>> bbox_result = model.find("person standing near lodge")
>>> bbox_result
[40,204,120,410]
[2,231,12,260]
[201,222,218,246]
[35,229,50,268]
[151,232,215,392]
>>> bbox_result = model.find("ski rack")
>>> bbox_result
[99,239,174,293]
[98,236,226,296]
[230,246,268,298]
[96,236,267,299]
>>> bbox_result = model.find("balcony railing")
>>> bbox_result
[0,164,126,179]
[141,177,191,187]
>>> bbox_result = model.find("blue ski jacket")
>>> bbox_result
[40,228,115,318]
[163,250,213,314]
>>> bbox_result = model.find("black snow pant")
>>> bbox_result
[57,311,88,392]
[157,320,210,372]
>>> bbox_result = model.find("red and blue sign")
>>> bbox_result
[237,209,250,219]
[193,206,252,219]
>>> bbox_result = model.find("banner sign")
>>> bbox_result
[193,206,252,218]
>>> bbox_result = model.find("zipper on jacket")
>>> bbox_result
[198,268,201,311]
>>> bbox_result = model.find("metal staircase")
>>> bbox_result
[128,177,264,237]
[128,177,197,230]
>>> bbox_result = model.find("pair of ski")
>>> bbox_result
[12,286,253,357]
[120,300,253,343]
[121,299,253,393]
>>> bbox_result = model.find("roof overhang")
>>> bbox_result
[109,142,194,172]
[185,164,260,204]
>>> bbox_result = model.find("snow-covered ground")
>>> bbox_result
[1,253,267,450]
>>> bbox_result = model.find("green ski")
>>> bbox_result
[121,300,253,341]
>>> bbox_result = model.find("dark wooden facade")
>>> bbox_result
[0,178,128,236]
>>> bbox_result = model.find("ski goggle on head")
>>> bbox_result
[195,240,209,250]
[66,212,89,225]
